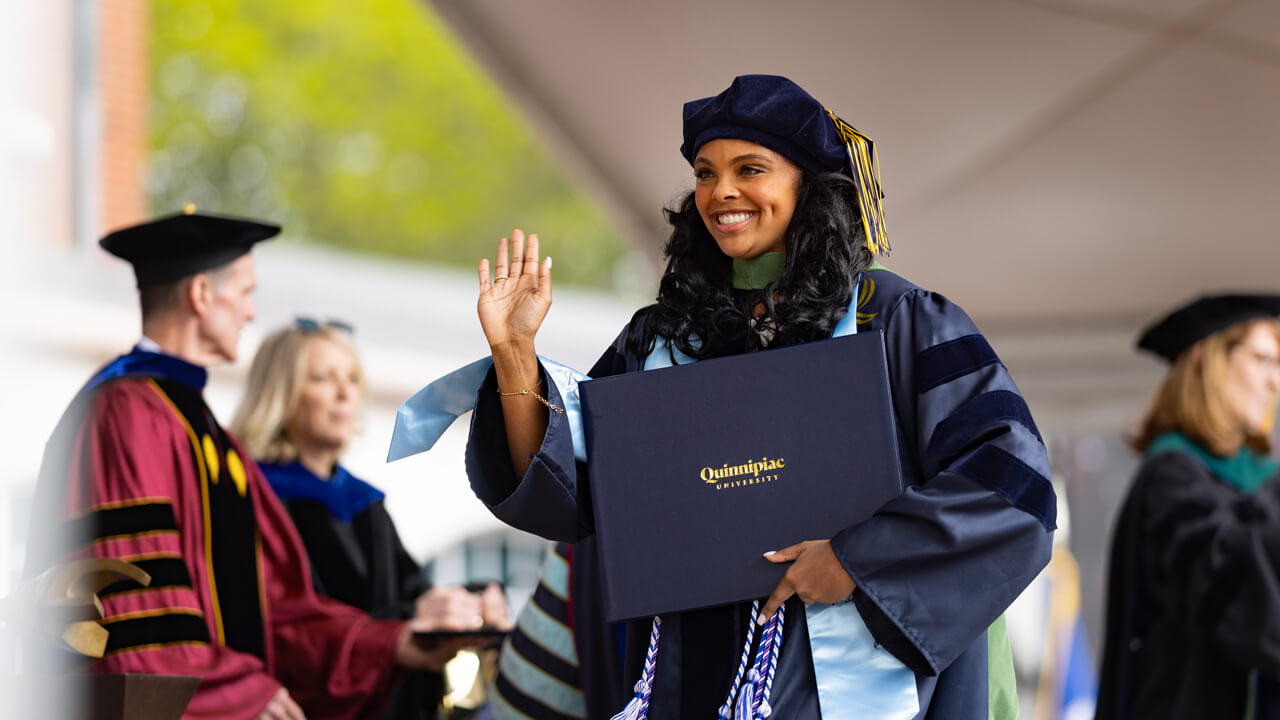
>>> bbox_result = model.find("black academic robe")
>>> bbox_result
[259,461,443,720]
[467,268,1055,719]
[1096,449,1280,720]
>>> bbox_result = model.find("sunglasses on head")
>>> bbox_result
[294,317,355,335]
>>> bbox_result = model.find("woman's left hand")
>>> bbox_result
[479,582,512,631]
[414,586,483,631]
[759,540,856,622]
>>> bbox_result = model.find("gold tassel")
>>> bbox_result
[826,110,890,255]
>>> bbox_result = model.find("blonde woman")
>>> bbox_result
[1097,295,1280,720]
[233,320,508,720]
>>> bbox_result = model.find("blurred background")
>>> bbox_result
[2,1,1279,717]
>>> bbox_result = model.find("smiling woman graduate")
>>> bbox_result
[461,75,1054,719]
[1097,295,1280,720]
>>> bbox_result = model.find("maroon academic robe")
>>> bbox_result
[30,360,405,720]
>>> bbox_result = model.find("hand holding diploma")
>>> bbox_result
[414,585,487,632]
[398,584,513,671]
[759,539,856,622]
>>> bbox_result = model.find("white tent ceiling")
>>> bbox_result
[427,0,1280,329]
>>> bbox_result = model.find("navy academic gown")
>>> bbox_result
[260,460,443,720]
[466,268,1055,719]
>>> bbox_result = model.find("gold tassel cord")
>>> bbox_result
[826,110,890,255]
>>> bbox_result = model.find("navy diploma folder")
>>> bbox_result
[579,331,905,622]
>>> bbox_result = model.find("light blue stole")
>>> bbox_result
[387,290,918,719]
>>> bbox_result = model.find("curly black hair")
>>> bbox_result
[626,171,874,361]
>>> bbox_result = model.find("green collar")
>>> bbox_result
[1146,432,1279,494]
[730,255,900,290]
[865,258,891,274]
[732,252,787,290]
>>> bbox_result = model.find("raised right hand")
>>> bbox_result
[477,229,552,352]
[255,687,306,720]
[478,228,554,477]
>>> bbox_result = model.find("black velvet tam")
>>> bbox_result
[680,74,850,176]
[100,209,280,288]
[1137,294,1280,362]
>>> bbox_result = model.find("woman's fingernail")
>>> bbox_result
[762,551,775,557]
[546,256,552,269]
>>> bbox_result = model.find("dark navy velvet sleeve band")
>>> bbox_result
[829,275,1054,677]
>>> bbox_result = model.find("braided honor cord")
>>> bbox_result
[753,603,786,719]
[609,615,663,720]
[730,603,787,720]
[717,601,761,719]
[611,604,786,720]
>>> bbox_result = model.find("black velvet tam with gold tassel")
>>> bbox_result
[680,74,890,255]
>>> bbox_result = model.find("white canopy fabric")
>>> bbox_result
[427,0,1280,329]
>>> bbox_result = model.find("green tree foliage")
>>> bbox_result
[148,0,626,286]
